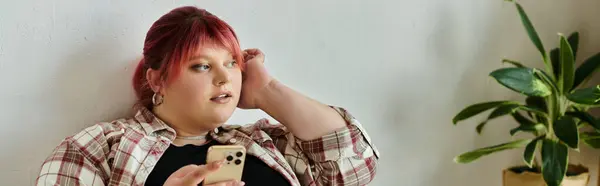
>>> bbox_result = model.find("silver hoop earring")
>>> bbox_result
[152,93,164,106]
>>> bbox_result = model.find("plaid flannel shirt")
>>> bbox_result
[36,104,380,186]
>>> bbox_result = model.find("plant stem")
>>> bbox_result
[562,96,570,114]
[546,95,557,140]
[558,96,566,115]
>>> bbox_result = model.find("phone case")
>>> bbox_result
[204,145,247,185]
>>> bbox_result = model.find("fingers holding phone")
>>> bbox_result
[204,145,247,185]
[164,160,245,186]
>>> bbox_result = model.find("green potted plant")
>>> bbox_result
[452,1,600,186]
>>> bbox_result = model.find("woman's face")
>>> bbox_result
[158,44,242,129]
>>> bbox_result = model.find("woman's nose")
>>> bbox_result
[213,66,231,86]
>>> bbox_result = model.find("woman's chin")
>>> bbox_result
[207,109,235,124]
[188,106,236,128]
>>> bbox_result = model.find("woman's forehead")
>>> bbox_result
[188,44,233,62]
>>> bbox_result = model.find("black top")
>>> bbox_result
[144,140,291,186]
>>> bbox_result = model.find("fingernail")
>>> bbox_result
[239,181,246,186]
[208,161,223,169]
[215,160,224,167]
[194,169,204,177]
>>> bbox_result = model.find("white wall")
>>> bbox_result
[2,0,600,185]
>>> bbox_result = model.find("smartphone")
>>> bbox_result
[204,145,247,185]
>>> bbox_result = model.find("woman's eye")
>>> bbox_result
[192,64,211,71]
[226,61,238,68]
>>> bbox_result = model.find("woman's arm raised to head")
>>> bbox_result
[240,48,380,185]
[255,89,381,185]
[255,80,380,186]
[256,80,347,140]
[239,48,351,140]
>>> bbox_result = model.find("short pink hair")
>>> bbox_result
[132,6,243,108]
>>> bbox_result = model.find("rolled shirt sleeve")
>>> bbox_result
[296,106,380,186]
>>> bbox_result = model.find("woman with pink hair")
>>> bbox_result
[36,6,379,186]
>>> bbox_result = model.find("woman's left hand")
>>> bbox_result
[238,48,273,109]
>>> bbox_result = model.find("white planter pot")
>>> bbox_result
[502,165,589,186]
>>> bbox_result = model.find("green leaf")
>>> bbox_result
[541,139,568,186]
[565,111,600,131]
[512,111,536,126]
[475,123,486,134]
[572,104,591,112]
[566,85,600,105]
[552,32,579,80]
[550,48,560,79]
[558,34,575,94]
[453,101,518,124]
[568,32,579,60]
[476,104,521,134]
[490,104,520,119]
[526,96,547,112]
[514,2,547,63]
[490,68,552,97]
[510,122,545,136]
[573,52,600,89]
[535,70,560,93]
[525,96,547,123]
[524,136,543,168]
[553,116,579,149]
[517,105,548,117]
[510,112,546,136]
[581,132,600,148]
[502,59,526,68]
[454,139,531,164]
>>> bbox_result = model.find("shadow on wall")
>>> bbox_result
[421,2,506,186]
[45,25,139,135]
[376,1,511,185]
[25,14,142,183]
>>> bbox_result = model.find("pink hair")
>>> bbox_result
[132,6,243,108]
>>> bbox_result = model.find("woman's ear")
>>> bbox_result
[146,68,163,94]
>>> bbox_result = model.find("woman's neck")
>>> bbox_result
[172,138,212,146]
[152,106,215,141]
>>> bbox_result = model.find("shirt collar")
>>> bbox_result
[132,103,238,142]
[133,103,177,140]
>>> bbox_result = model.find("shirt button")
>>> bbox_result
[229,138,237,144]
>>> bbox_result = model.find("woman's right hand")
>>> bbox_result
[164,161,245,186]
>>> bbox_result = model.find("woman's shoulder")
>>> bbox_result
[40,117,141,171]
[62,117,143,149]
